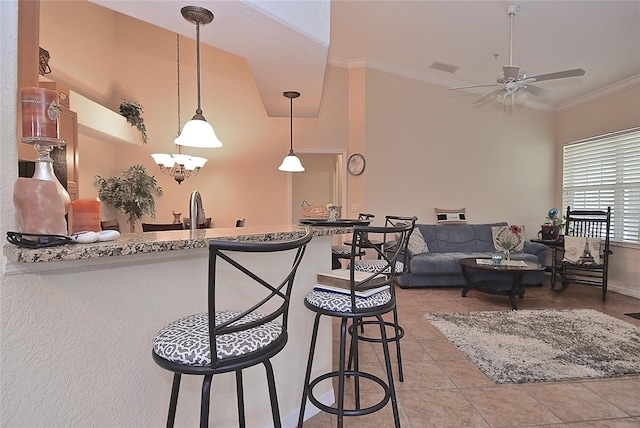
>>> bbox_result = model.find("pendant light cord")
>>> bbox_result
[290,95,294,152]
[176,34,181,135]
[195,21,202,116]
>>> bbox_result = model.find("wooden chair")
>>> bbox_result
[183,217,212,229]
[551,206,612,300]
[100,220,120,232]
[141,223,184,232]
[152,230,312,428]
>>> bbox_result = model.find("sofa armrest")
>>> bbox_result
[524,241,548,266]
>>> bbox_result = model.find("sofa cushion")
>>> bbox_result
[408,227,428,254]
[410,252,489,275]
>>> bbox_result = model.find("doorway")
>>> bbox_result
[290,152,345,222]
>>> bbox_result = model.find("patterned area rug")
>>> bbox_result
[425,309,640,384]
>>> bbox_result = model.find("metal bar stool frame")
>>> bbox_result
[349,215,417,383]
[152,230,312,428]
[298,222,414,428]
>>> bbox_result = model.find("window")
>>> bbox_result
[562,127,640,245]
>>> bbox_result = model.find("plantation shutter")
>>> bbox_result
[562,127,640,244]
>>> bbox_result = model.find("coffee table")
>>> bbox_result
[459,258,544,310]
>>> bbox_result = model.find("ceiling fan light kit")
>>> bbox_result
[449,4,585,110]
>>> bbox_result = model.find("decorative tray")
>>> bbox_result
[298,218,371,227]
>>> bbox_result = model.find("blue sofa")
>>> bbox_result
[396,222,548,288]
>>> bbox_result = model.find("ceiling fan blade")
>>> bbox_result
[448,83,499,91]
[503,66,520,81]
[528,68,585,83]
[473,88,504,104]
[521,84,553,98]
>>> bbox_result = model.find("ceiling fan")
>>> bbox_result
[450,4,585,106]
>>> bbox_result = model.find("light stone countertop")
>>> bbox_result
[3,224,354,264]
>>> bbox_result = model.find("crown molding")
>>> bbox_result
[329,56,639,113]
[556,74,640,111]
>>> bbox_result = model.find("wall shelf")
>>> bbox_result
[69,91,141,145]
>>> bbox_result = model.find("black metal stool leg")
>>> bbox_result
[377,314,401,427]
[297,313,322,428]
[235,370,246,428]
[200,374,213,428]
[391,307,404,382]
[167,373,181,428]
[337,317,348,428]
[351,317,361,411]
[263,359,282,428]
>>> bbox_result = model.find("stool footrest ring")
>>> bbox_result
[349,320,405,344]
[307,370,391,417]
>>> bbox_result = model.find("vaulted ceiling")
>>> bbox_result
[91,1,640,116]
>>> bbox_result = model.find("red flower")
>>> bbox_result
[509,224,522,234]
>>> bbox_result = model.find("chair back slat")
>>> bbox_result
[207,229,312,368]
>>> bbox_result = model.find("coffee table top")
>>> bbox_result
[459,258,544,272]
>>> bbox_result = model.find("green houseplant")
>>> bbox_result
[119,99,148,144]
[94,165,163,233]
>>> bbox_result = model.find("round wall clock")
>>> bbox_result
[348,153,366,176]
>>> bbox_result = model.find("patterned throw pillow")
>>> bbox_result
[563,236,603,265]
[492,225,526,253]
[408,227,428,255]
[435,208,467,225]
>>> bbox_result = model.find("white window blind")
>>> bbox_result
[562,127,640,244]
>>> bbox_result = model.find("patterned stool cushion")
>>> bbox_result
[153,311,282,367]
[305,289,392,313]
[331,245,352,255]
[352,259,404,274]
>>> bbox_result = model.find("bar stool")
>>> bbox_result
[298,222,414,428]
[351,215,417,382]
[331,213,375,269]
[152,230,312,428]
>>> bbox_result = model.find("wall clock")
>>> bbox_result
[348,153,366,176]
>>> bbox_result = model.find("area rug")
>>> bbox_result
[425,309,640,384]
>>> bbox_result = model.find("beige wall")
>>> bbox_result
[357,68,556,235]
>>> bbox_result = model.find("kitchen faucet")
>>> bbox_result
[189,190,205,232]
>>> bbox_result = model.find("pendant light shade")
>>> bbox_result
[278,91,305,172]
[176,6,223,148]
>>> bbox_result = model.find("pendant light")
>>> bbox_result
[174,6,223,148]
[278,91,305,172]
[152,34,207,185]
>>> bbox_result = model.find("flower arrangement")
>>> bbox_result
[326,203,338,222]
[119,99,148,144]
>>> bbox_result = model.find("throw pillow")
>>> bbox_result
[562,236,603,265]
[435,208,467,225]
[407,227,428,255]
[492,225,526,253]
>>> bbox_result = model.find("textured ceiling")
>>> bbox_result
[91,1,640,116]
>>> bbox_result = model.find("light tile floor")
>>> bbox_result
[301,279,640,427]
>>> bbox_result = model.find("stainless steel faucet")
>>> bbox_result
[189,190,205,232]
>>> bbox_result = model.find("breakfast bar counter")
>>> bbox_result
[1,225,351,427]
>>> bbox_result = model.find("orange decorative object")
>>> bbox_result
[70,199,101,233]
[21,87,60,141]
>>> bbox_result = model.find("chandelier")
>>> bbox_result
[152,34,207,185]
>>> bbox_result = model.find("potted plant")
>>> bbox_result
[539,207,563,240]
[119,99,148,144]
[94,165,163,233]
